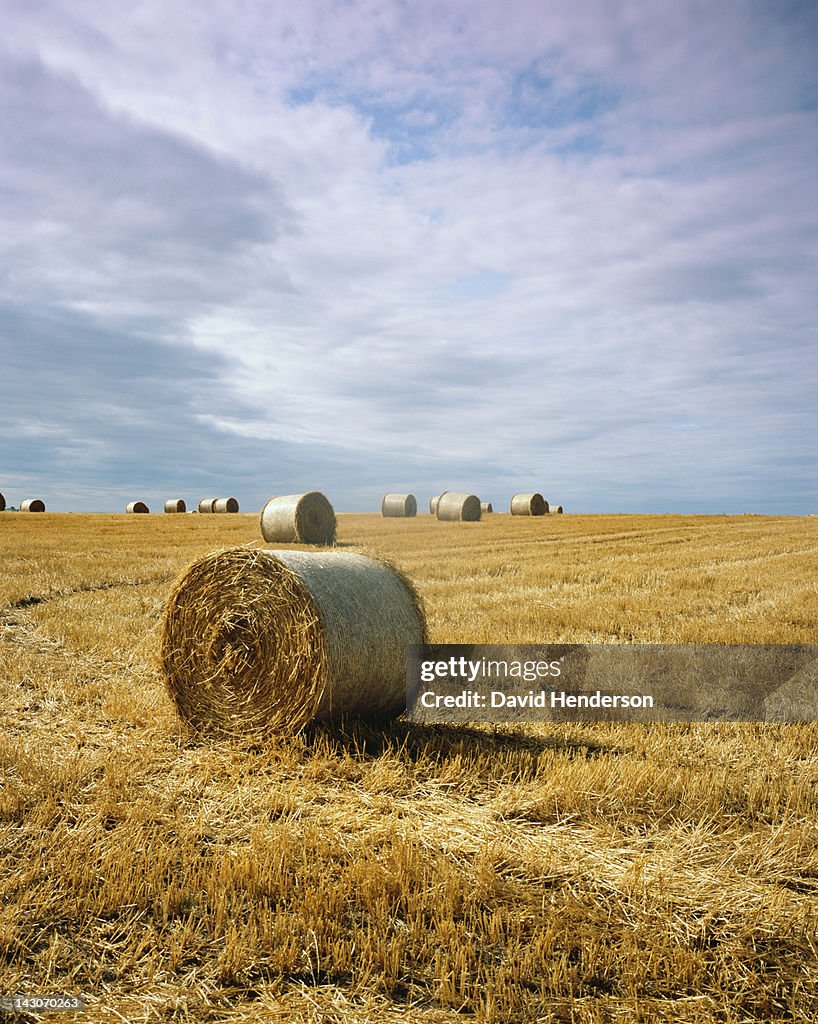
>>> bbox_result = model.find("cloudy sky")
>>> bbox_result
[1,0,816,514]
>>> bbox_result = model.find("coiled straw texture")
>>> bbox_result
[510,493,548,516]
[436,492,481,522]
[164,499,187,513]
[0,492,5,512]
[260,492,336,545]
[381,493,417,517]
[160,547,426,737]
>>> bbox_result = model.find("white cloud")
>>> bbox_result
[1,0,816,511]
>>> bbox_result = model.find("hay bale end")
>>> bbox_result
[160,546,426,737]
[510,493,548,516]
[382,493,417,517]
[260,492,336,545]
[436,492,481,522]
[214,497,240,513]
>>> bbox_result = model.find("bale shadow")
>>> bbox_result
[299,715,627,765]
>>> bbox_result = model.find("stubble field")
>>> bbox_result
[1,511,817,1023]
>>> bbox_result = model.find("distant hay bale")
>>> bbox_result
[510,493,548,516]
[480,502,493,514]
[198,498,218,514]
[429,494,444,515]
[20,499,45,513]
[0,492,5,512]
[382,493,417,518]
[214,497,240,514]
[164,499,187,514]
[160,546,426,737]
[550,505,564,514]
[126,501,150,514]
[260,492,336,545]
[436,492,481,522]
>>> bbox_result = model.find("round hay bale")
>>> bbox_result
[126,501,150,514]
[260,492,336,545]
[0,492,5,512]
[164,499,187,514]
[160,547,426,737]
[429,493,445,515]
[510,493,548,516]
[436,492,481,522]
[214,497,240,514]
[381,493,417,518]
[198,498,218,514]
[550,505,564,514]
[480,501,493,514]
[20,499,45,513]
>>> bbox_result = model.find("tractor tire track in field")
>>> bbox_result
[0,575,174,656]
[6,574,176,613]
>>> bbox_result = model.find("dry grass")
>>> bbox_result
[1,512,818,1022]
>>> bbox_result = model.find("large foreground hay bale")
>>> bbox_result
[510,492,548,516]
[214,497,240,513]
[21,499,45,512]
[480,501,493,514]
[160,547,426,736]
[126,501,150,514]
[198,497,218,514]
[429,494,444,515]
[436,492,481,522]
[0,492,5,512]
[164,499,187,514]
[382,493,417,518]
[260,492,336,545]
